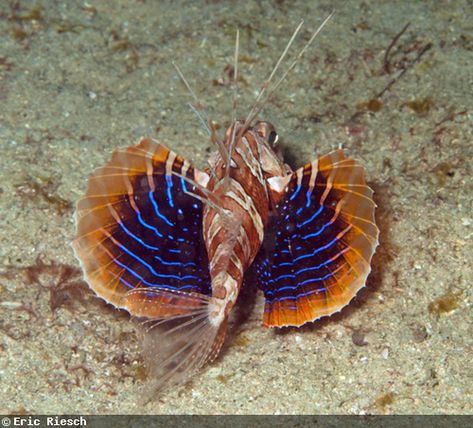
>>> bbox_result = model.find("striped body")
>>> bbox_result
[203,122,286,325]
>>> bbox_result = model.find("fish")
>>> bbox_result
[72,13,379,394]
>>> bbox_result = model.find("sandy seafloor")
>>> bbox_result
[0,0,472,416]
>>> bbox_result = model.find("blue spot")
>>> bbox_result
[130,205,163,238]
[148,191,174,227]
[290,183,301,201]
[302,220,333,240]
[297,205,323,228]
[299,273,333,286]
[266,285,329,303]
[117,221,161,250]
[154,254,196,267]
[112,257,196,291]
[306,190,313,207]
[269,248,347,286]
[269,273,295,283]
[117,275,134,289]
[112,237,198,280]
[180,176,187,194]
[166,175,174,207]
[294,234,341,263]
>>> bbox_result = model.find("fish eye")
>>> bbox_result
[268,130,278,146]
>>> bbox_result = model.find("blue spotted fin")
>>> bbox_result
[72,138,212,318]
[255,149,379,327]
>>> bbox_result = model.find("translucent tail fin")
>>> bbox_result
[128,288,227,395]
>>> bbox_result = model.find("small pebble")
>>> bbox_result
[352,330,368,346]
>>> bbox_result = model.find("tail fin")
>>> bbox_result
[128,288,227,395]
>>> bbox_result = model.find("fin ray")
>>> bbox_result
[255,149,379,327]
[73,138,212,317]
